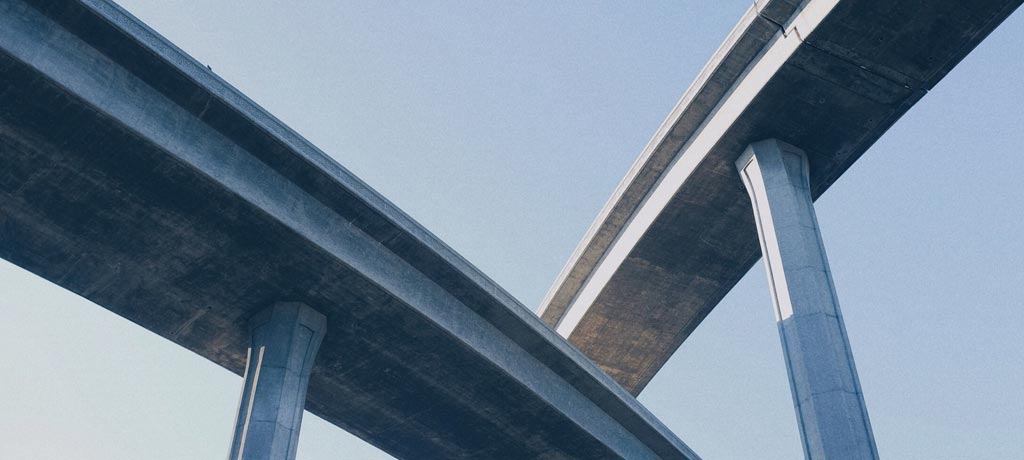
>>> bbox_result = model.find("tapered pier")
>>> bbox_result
[736,139,879,460]
[229,303,327,460]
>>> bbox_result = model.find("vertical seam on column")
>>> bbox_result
[742,161,814,459]
[284,325,316,458]
[800,156,879,459]
[237,345,266,460]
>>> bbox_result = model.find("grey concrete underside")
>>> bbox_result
[539,0,1022,395]
[0,1,698,459]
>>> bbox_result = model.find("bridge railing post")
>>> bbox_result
[228,302,326,460]
[736,139,880,460]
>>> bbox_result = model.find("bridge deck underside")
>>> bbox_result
[0,1,697,458]
[546,0,1022,394]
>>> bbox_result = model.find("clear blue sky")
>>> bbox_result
[1,1,1021,459]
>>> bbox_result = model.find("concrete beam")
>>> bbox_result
[0,1,698,458]
[737,140,878,460]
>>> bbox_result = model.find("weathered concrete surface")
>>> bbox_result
[738,140,878,460]
[229,303,326,460]
[0,1,699,459]
[538,0,1023,394]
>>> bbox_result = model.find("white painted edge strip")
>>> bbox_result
[534,4,761,316]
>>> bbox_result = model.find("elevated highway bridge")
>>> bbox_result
[0,0,1019,459]
[541,0,1020,397]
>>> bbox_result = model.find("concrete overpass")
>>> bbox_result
[536,1,1020,458]
[540,0,1022,394]
[0,0,699,459]
[2,0,1021,459]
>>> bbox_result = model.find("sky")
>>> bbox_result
[0,1,1022,459]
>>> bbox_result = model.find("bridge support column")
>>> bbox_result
[228,302,327,460]
[736,139,880,460]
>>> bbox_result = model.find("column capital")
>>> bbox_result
[229,302,326,460]
[737,139,880,460]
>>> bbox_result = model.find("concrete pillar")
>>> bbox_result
[228,302,327,460]
[736,139,880,460]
